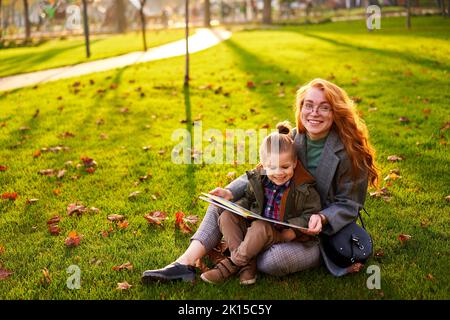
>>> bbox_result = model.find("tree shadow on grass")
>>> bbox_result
[175,84,197,247]
[0,39,102,77]
[298,32,450,73]
[222,38,305,118]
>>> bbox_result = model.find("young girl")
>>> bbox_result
[200,122,322,285]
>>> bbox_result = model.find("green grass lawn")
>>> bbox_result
[0,16,449,300]
[0,28,192,78]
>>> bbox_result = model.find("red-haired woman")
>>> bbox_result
[142,78,379,283]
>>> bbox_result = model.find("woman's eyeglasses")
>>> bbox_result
[302,102,332,114]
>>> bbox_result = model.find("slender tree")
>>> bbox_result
[406,0,411,29]
[447,0,450,17]
[116,0,127,33]
[0,0,3,42]
[82,0,90,57]
[184,0,189,86]
[204,0,210,27]
[263,0,272,24]
[23,0,30,42]
[139,0,147,51]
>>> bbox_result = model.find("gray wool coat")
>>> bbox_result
[226,128,369,236]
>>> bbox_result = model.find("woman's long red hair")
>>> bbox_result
[295,78,379,188]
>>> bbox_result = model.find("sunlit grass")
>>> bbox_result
[0,16,448,299]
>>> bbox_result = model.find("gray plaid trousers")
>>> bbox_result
[191,204,321,276]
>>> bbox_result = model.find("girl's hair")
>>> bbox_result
[294,78,379,188]
[259,121,297,164]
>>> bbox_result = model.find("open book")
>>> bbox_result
[199,192,309,231]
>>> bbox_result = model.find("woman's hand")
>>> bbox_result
[302,214,323,235]
[209,187,233,201]
[281,228,296,242]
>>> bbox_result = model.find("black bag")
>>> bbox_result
[319,210,373,277]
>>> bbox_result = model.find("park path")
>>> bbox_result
[0,28,232,92]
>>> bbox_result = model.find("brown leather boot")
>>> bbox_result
[239,259,257,285]
[200,258,239,284]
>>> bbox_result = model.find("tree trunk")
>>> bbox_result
[447,0,450,17]
[140,0,147,51]
[406,0,411,29]
[82,0,90,58]
[116,0,127,33]
[204,0,210,27]
[262,0,272,24]
[23,0,30,42]
[0,0,3,42]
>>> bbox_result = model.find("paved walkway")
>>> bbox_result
[0,28,232,92]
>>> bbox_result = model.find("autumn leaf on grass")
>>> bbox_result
[398,234,412,244]
[0,268,13,280]
[184,215,200,225]
[0,246,5,255]
[65,231,83,247]
[1,192,18,201]
[48,224,61,235]
[38,169,66,179]
[85,167,96,174]
[374,249,385,258]
[80,156,97,168]
[128,191,141,199]
[226,172,236,181]
[246,81,256,89]
[387,155,404,162]
[143,211,168,226]
[47,215,61,234]
[112,262,133,271]
[369,188,391,202]
[107,214,125,222]
[175,212,199,234]
[116,281,132,290]
[67,203,87,216]
[117,220,129,230]
[0,165,7,171]
[384,172,402,181]
[40,268,51,287]
[26,198,39,205]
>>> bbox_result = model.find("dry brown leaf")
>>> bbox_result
[64,231,83,247]
[143,211,168,225]
[107,214,125,222]
[26,198,39,205]
[67,203,87,216]
[398,234,412,244]
[128,191,141,199]
[387,155,404,162]
[226,172,236,180]
[117,220,129,229]
[112,262,133,271]
[48,224,61,235]
[116,281,132,290]
[374,249,385,257]
[184,215,200,225]
[0,268,13,280]
[40,268,51,286]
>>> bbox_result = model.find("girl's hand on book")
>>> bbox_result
[302,214,322,235]
[209,187,233,201]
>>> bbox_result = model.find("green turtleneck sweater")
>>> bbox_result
[306,135,328,177]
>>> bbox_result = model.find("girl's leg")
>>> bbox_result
[256,240,321,276]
